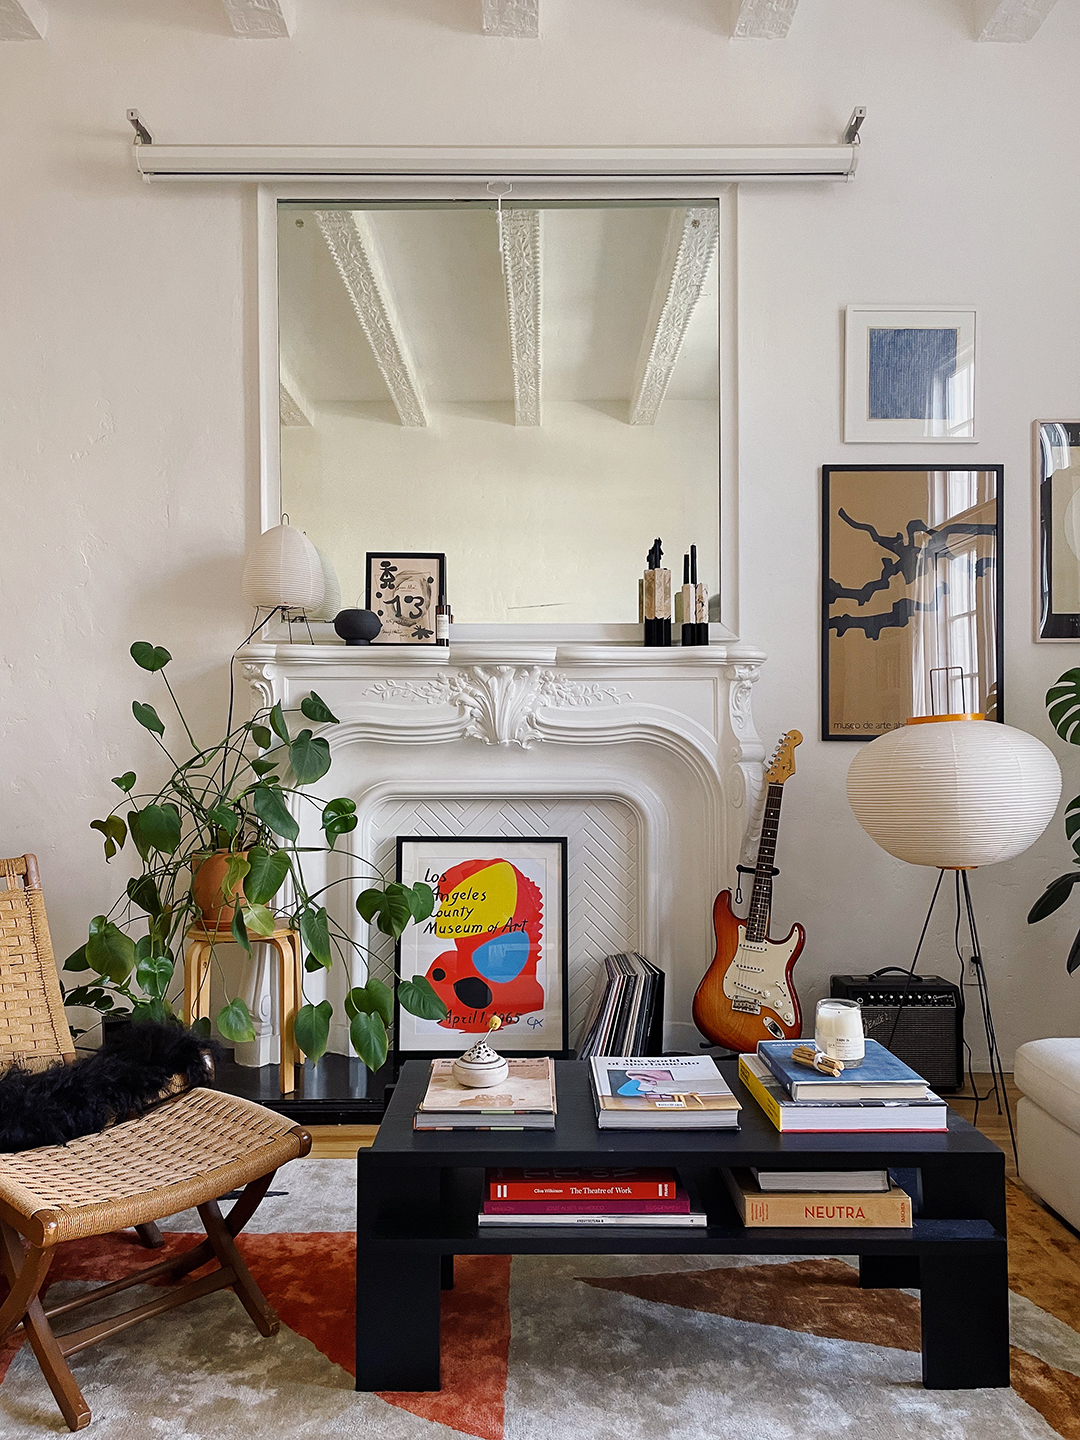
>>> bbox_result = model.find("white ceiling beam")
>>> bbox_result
[499,209,542,427]
[222,0,293,38]
[482,0,539,38]
[630,207,719,427]
[976,0,1059,40]
[315,210,427,428]
[278,363,313,427]
[733,0,800,39]
[0,0,46,40]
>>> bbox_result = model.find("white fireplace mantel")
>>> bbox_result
[238,638,767,1054]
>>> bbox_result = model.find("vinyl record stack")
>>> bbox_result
[575,953,665,1058]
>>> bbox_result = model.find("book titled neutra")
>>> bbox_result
[722,1168,913,1228]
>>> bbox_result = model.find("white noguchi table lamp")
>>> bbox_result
[242,523,325,616]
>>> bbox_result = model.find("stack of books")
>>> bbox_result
[576,953,665,1058]
[413,1057,556,1131]
[478,1166,707,1228]
[722,1167,913,1228]
[739,1039,947,1133]
[589,1055,741,1130]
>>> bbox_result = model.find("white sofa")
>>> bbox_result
[1015,1038,1080,1232]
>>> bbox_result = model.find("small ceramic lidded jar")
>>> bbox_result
[452,1030,509,1088]
[815,998,865,1067]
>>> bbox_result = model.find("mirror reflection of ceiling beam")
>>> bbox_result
[278,361,313,427]
[481,0,539,38]
[499,209,542,426]
[222,0,294,37]
[315,210,428,427]
[629,207,719,427]
[0,0,46,40]
[733,0,800,39]
[977,0,1058,41]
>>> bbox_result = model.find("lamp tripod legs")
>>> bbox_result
[958,870,1017,1165]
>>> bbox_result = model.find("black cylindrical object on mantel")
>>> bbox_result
[334,609,382,645]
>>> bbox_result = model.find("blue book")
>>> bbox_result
[755,1040,929,1102]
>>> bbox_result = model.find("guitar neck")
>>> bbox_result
[746,782,785,942]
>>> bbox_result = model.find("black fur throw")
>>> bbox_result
[0,1020,222,1153]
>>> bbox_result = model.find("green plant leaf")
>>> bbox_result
[132,701,165,737]
[223,852,250,905]
[305,953,328,973]
[299,905,331,966]
[64,985,115,1012]
[350,1010,388,1071]
[1028,872,1080,923]
[269,701,291,745]
[406,882,436,923]
[289,729,331,785]
[208,803,240,840]
[130,641,172,673]
[344,977,394,1027]
[231,904,251,954]
[127,873,162,916]
[242,901,277,938]
[64,944,90,972]
[356,883,415,939]
[250,785,299,842]
[132,997,173,1024]
[217,997,256,1044]
[244,846,290,906]
[250,724,273,750]
[321,797,357,849]
[300,691,339,725]
[135,954,175,1001]
[128,803,181,856]
[86,917,137,984]
[251,757,278,776]
[294,1000,332,1062]
[112,771,137,793]
[90,814,127,860]
[1047,669,1080,744]
[190,1016,212,1039]
[398,975,447,1021]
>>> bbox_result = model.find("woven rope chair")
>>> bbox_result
[0,855,312,1431]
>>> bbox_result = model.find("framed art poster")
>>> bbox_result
[844,307,976,442]
[1037,422,1080,640]
[365,552,445,644]
[394,836,569,1057]
[822,465,1003,740]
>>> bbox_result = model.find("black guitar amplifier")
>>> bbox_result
[830,970,964,1093]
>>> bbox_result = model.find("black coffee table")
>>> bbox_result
[356,1059,1007,1392]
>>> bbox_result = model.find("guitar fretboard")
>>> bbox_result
[746,782,785,943]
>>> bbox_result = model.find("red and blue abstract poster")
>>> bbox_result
[395,837,567,1053]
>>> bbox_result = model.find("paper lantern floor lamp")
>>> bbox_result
[847,712,1061,1156]
[241,523,325,640]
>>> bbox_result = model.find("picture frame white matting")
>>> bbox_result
[844,305,977,443]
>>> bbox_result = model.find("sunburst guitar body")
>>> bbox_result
[692,730,805,1053]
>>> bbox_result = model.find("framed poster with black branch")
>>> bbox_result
[366,552,446,645]
[393,836,569,1059]
[1036,422,1080,640]
[822,465,1003,740]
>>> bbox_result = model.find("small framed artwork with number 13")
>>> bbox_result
[366,552,446,644]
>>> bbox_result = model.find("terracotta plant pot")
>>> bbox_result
[191,850,247,932]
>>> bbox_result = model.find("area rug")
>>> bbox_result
[1,1161,1078,1438]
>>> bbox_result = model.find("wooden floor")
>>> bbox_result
[307,1073,1024,1164]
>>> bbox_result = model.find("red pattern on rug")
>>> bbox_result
[0,1230,510,1440]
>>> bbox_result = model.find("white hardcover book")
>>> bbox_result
[477,1210,707,1228]
[590,1056,740,1121]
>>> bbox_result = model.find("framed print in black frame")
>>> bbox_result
[365,552,446,644]
[822,465,1004,740]
[393,835,569,1059]
[1037,422,1080,641]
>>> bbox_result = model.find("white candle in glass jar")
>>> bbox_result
[815,998,865,1065]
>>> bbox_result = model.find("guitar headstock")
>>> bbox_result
[764,730,803,785]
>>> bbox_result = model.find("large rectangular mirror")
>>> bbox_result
[276,197,719,626]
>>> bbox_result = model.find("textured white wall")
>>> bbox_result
[3,0,1080,1060]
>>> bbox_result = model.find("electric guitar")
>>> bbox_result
[692,730,804,1052]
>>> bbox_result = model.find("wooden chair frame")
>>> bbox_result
[0,856,311,1431]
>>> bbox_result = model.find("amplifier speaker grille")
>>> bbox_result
[829,974,964,1093]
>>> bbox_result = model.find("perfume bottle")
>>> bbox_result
[435,588,450,647]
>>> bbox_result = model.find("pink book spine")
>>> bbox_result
[483,1196,691,1215]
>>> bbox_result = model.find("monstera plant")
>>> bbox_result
[64,641,446,1067]
[1029,667,1080,973]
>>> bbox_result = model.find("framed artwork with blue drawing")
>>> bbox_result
[821,466,1003,740]
[393,836,569,1058]
[844,307,976,442]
